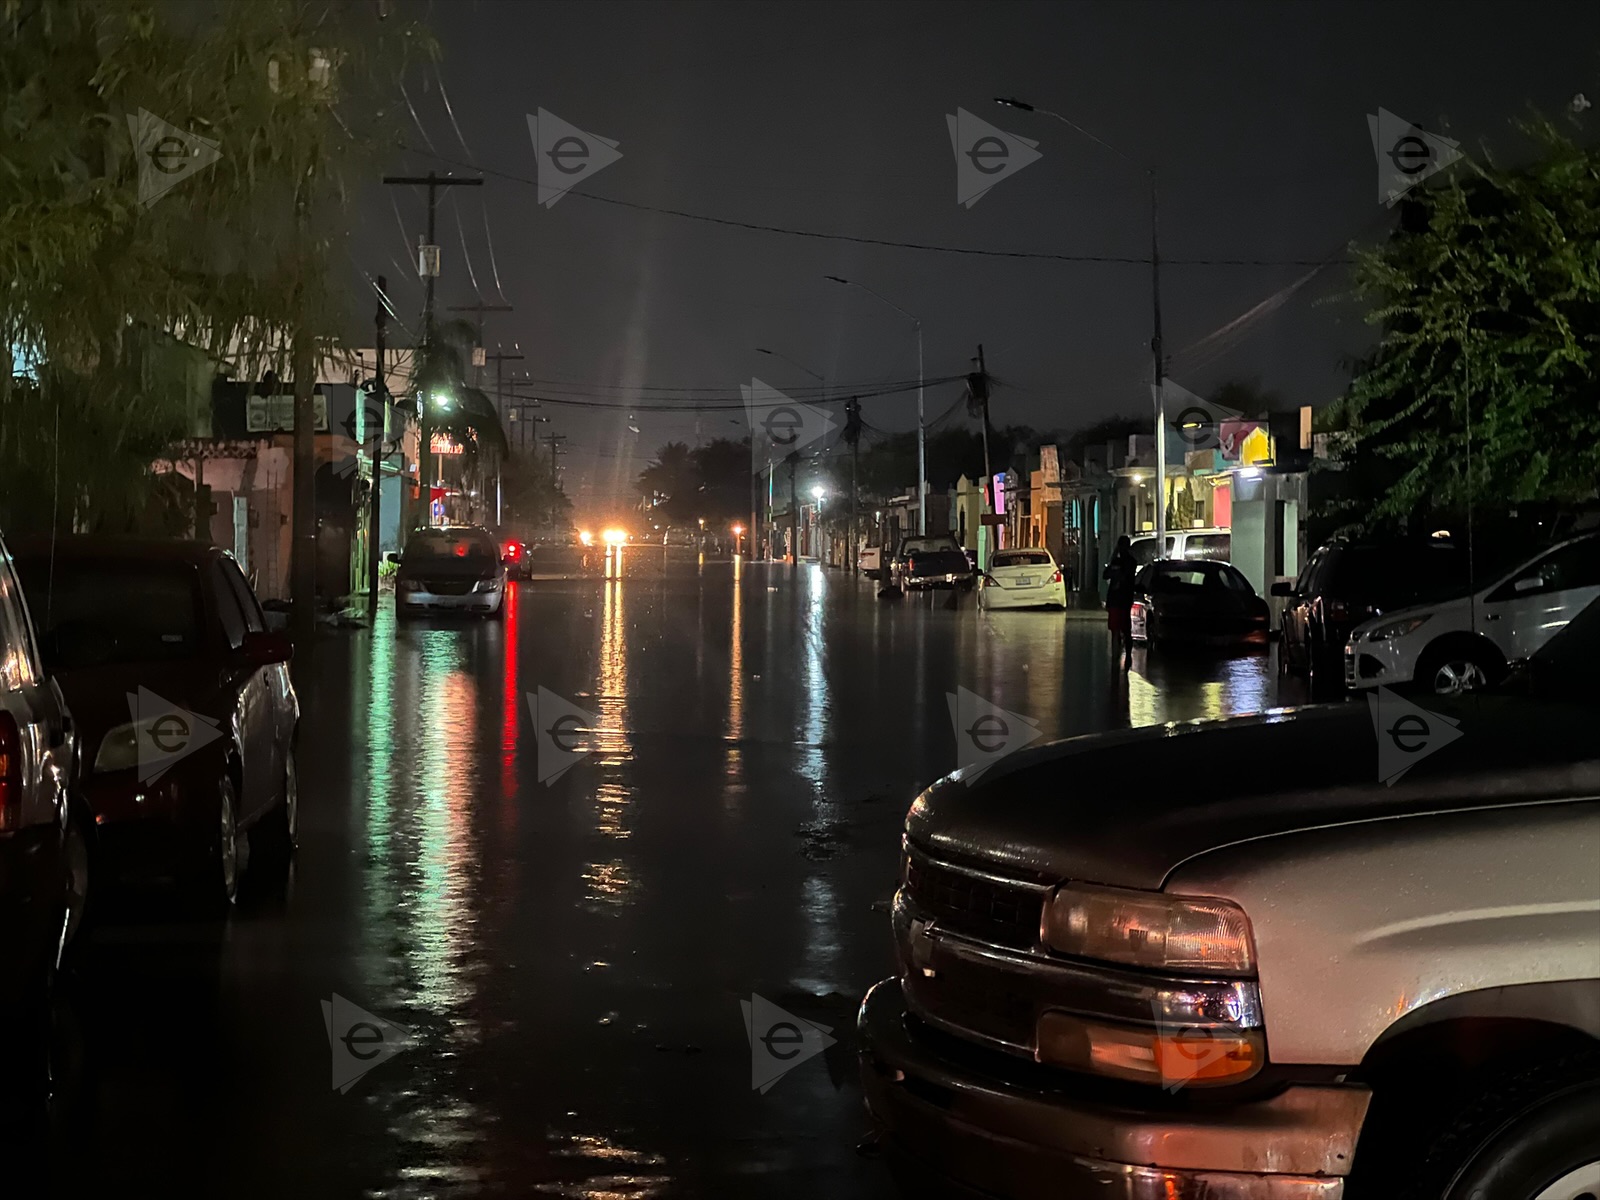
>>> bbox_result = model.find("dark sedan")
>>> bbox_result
[1273,538,1473,696]
[13,538,299,910]
[1130,559,1269,649]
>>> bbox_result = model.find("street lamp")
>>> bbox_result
[994,96,1168,552]
[754,346,829,565]
[826,275,925,535]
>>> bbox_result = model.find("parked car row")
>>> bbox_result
[0,531,299,1012]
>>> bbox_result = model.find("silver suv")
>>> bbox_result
[860,602,1600,1199]
[0,532,85,1012]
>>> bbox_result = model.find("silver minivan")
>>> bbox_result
[0,531,85,1011]
[1130,526,1232,566]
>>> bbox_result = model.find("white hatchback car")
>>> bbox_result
[978,548,1068,610]
[1346,532,1600,693]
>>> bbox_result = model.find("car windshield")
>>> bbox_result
[403,532,497,566]
[902,538,960,555]
[15,559,204,669]
[992,551,1051,567]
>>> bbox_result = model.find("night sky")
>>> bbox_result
[357,0,1600,514]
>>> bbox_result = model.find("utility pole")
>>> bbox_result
[546,432,567,524]
[969,345,994,572]
[844,397,862,575]
[483,346,524,526]
[368,275,389,621]
[382,173,482,531]
[784,451,799,566]
[449,302,515,527]
[1149,172,1167,552]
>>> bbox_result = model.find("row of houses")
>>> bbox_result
[832,406,1325,606]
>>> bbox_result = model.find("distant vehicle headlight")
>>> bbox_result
[602,528,627,546]
[578,530,595,546]
[1366,615,1431,641]
[1041,883,1256,975]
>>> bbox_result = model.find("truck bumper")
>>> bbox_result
[858,978,1368,1200]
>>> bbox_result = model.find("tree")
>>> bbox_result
[1329,118,1600,527]
[636,441,697,520]
[1,0,432,637]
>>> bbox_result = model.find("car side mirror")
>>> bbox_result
[1270,581,1295,597]
[240,630,293,666]
[1512,575,1544,594]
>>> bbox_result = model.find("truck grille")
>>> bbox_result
[904,853,1045,951]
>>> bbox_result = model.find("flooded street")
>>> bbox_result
[31,555,1296,1199]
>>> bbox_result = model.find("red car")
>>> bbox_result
[500,536,532,580]
[12,538,299,911]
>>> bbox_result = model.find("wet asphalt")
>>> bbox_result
[22,552,1301,1199]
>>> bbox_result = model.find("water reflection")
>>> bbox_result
[359,606,488,1199]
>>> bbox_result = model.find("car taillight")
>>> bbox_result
[1327,599,1349,621]
[907,557,916,573]
[0,711,20,832]
[503,541,521,560]
[1051,569,1063,583]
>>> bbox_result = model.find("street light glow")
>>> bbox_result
[812,485,825,501]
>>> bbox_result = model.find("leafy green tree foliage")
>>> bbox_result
[1330,120,1600,527]
[1,0,430,532]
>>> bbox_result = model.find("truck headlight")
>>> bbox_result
[1366,615,1430,641]
[1041,884,1256,975]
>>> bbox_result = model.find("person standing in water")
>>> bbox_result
[1103,535,1138,668]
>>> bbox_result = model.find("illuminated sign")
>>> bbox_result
[430,432,465,456]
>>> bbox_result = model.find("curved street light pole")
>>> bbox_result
[994,98,1167,554]
[825,276,925,535]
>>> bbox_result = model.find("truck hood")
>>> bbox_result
[907,695,1600,891]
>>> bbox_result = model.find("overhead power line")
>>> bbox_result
[397,144,1350,268]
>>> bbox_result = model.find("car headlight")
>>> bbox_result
[473,577,502,592]
[1041,883,1256,975]
[397,578,421,593]
[1366,615,1430,641]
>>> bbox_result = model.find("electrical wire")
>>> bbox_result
[397,144,1350,269]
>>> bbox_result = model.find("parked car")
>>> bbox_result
[1129,558,1269,648]
[1129,526,1232,566]
[1346,531,1600,695]
[884,534,975,595]
[0,531,84,1016]
[859,599,1600,1199]
[662,526,699,549]
[395,526,507,619]
[978,548,1067,611]
[1274,538,1475,693]
[500,536,532,580]
[12,537,297,910]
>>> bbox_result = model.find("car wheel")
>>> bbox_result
[1417,646,1499,695]
[186,775,240,913]
[1384,1052,1600,1200]
[251,741,298,878]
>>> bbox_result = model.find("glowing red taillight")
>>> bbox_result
[1051,569,1063,583]
[0,711,20,833]
[503,541,521,560]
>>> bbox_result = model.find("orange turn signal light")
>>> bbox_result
[1035,1011,1263,1088]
